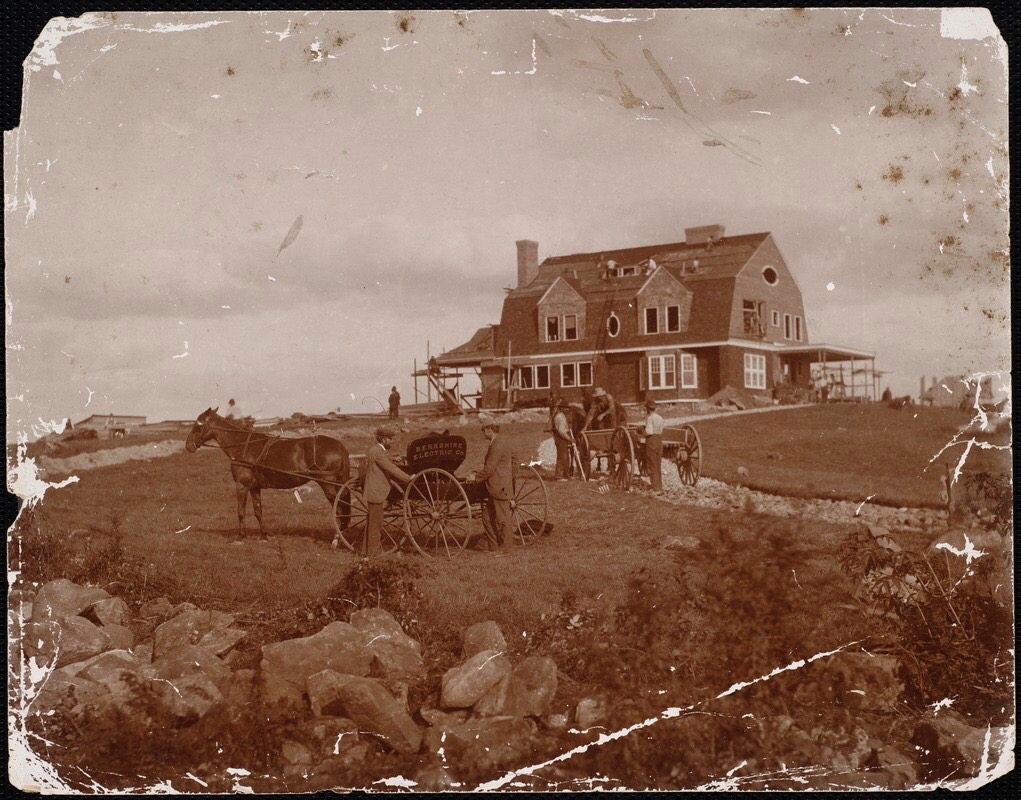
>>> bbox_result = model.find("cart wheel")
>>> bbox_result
[332,478,401,553]
[611,426,636,491]
[403,468,472,557]
[511,465,549,545]
[674,425,702,486]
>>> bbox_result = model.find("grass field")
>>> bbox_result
[694,403,1009,507]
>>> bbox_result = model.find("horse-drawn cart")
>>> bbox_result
[331,432,549,557]
[577,423,702,491]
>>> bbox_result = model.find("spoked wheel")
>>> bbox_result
[511,465,550,545]
[611,426,636,491]
[403,468,473,557]
[332,478,402,553]
[674,424,702,486]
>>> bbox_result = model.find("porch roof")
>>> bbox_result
[771,342,876,361]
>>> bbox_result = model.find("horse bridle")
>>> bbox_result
[195,417,276,465]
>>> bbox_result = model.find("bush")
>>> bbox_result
[837,525,1013,718]
[323,556,425,636]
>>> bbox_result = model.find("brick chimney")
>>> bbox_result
[684,224,726,245]
[516,240,539,287]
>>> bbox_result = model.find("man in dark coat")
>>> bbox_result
[469,419,514,552]
[362,427,412,556]
[388,386,401,420]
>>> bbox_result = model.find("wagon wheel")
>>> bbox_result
[403,468,472,557]
[610,426,636,491]
[511,465,549,545]
[332,478,402,553]
[674,424,702,486]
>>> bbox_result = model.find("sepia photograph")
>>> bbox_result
[4,7,1013,792]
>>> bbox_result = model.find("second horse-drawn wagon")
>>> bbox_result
[332,431,549,557]
[575,422,702,491]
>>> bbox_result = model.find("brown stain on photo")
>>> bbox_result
[226,66,235,77]
[878,214,889,226]
[396,13,417,35]
[881,165,904,184]
[310,88,333,101]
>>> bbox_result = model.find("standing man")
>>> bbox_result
[643,399,665,493]
[469,420,514,553]
[363,427,412,557]
[552,398,574,481]
[388,386,401,420]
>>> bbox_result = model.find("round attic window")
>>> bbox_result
[762,266,779,286]
[606,313,621,337]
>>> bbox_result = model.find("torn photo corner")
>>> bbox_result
[5,7,1012,794]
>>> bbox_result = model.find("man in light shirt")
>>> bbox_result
[643,399,665,493]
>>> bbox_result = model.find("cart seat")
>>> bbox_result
[406,432,467,474]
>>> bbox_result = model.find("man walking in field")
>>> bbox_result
[388,386,401,420]
[363,427,412,556]
[469,419,514,553]
[643,399,665,493]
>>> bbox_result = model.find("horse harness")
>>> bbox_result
[203,423,330,476]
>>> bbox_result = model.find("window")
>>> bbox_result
[564,314,578,341]
[546,316,560,342]
[680,353,697,388]
[648,354,676,389]
[606,313,620,337]
[783,313,793,341]
[616,265,638,277]
[743,300,765,336]
[762,266,779,286]
[771,310,780,327]
[666,305,681,332]
[560,362,591,387]
[517,366,534,389]
[744,353,766,389]
[794,316,803,342]
[535,365,550,389]
[644,307,659,334]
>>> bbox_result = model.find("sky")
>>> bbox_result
[4,8,1010,439]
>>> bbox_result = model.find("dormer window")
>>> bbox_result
[616,265,638,277]
[564,314,578,341]
[546,316,560,342]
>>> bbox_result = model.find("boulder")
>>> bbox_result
[350,608,425,682]
[259,668,306,719]
[302,716,361,758]
[78,650,139,684]
[139,596,175,620]
[151,670,223,720]
[198,626,247,657]
[153,608,239,660]
[422,716,536,771]
[349,608,421,654]
[132,643,154,664]
[24,616,110,668]
[575,697,608,729]
[102,623,135,652]
[419,707,470,728]
[86,597,131,627]
[261,622,372,692]
[152,644,231,691]
[440,650,511,709]
[306,670,422,754]
[463,621,506,658]
[510,656,558,715]
[281,740,315,766]
[31,579,111,622]
[32,670,111,712]
[912,711,1011,781]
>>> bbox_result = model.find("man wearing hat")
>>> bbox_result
[643,399,665,493]
[582,386,619,432]
[363,427,413,556]
[468,419,514,552]
[551,398,574,481]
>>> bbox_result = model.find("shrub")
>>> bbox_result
[323,556,425,636]
[837,524,1013,718]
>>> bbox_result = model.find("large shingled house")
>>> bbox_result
[435,224,876,409]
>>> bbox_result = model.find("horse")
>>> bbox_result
[185,408,350,541]
[550,392,631,477]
